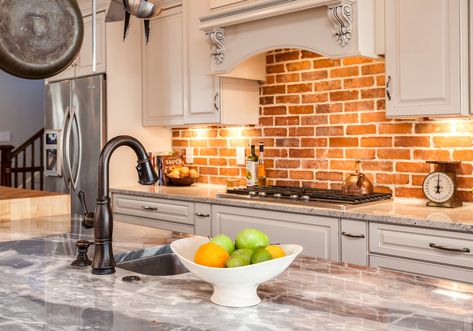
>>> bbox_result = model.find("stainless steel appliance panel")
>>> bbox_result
[44,80,71,194]
[44,75,106,217]
[70,75,106,216]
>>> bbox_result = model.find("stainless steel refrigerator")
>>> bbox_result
[44,75,106,217]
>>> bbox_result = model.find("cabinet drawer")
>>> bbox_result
[212,205,339,260]
[341,219,368,266]
[370,223,473,269]
[113,194,194,225]
[370,254,473,284]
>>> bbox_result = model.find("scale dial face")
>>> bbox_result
[422,172,455,204]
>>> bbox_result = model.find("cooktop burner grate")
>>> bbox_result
[226,186,392,205]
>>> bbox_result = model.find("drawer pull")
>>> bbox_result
[142,206,158,211]
[195,213,210,218]
[429,243,470,253]
[341,232,365,239]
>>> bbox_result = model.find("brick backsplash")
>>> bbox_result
[172,49,473,202]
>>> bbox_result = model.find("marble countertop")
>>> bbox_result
[111,184,473,233]
[1,215,473,330]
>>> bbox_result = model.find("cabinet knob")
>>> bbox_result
[386,75,392,101]
[142,206,158,211]
[341,232,365,239]
[429,243,470,253]
[213,92,219,111]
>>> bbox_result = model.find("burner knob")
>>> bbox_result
[274,193,282,198]
[249,191,257,197]
[301,195,310,201]
[290,194,299,199]
[258,192,267,197]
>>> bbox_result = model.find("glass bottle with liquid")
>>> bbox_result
[246,145,258,187]
[257,142,266,186]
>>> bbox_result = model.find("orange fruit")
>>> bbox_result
[194,242,230,268]
[265,245,286,259]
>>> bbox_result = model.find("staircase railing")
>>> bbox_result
[0,128,44,190]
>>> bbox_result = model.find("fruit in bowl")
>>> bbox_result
[165,165,199,186]
[170,228,303,307]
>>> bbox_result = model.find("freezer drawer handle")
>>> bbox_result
[341,232,365,239]
[195,213,210,218]
[142,206,158,211]
[429,243,470,253]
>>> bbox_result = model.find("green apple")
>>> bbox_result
[231,248,253,262]
[251,248,273,264]
[210,234,235,255]
[235,228,270,250]
[225,255,250,268]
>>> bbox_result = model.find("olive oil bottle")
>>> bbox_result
[246,145,258,186]
[257,142,266,186]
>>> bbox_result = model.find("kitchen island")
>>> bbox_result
[0,215,472,330]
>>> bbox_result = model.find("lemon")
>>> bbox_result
[265,245,286,259]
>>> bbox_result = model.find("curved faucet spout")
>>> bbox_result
[92,135,158,275]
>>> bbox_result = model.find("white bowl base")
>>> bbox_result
[210,284,261,307]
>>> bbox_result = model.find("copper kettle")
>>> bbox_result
[342,161,374,195]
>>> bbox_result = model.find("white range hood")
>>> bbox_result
[200,0,383,74]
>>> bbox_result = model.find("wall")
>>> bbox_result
[0,71,44,147]
[172,49,473,202]
[106,19,172,188]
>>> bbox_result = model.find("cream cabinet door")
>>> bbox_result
[385,0,469,117]
[142,4,185,126]
[184,0,220,124]
[75,11,107,77]
[341,219,368,266]
[211,205,340,260]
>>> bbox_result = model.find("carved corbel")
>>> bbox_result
[207,28,225,65]
[327,1,353,47]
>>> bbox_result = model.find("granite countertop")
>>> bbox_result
[1,215,473,330]
[111,184,473,233]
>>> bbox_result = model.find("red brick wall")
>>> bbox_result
[172,49,473,201]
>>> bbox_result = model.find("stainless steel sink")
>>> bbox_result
[116,248,188,276]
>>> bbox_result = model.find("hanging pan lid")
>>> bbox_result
[0,0,84,79]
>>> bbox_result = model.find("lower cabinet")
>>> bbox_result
[112,193,211,236]
[340,219,368,266]
[211,205,340,260]
[369,223,473,283]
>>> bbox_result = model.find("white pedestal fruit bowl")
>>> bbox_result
[170,236,303,307]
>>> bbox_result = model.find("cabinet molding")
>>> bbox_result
[200,0,379,74]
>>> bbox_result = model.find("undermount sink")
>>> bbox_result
[116,246,189,276]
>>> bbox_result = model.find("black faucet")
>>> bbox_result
[91,135,158,275]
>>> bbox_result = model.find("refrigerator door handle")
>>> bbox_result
[71,107,82,190]
[56,129,63,177]
[61,107,72,190]
[64,107,73,190]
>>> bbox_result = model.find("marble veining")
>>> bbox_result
[0,218,473,330]
[111,184,473,233]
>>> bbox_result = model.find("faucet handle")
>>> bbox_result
[71,240,94,268]
[78,191,95,229]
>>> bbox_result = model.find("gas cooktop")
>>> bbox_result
[217,186,392,210]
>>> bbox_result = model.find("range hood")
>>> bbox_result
[200,0,383,74]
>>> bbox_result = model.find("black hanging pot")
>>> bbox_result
[0,0,84,79]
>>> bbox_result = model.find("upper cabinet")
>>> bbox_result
[142,0,260,127]
[142,3,185,126]
[47,11,107,82]
[385,0,469,118]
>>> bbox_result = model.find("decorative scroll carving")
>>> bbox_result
[207,28,225,65]
[327,1,353,47]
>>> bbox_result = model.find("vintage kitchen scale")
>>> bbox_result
[422,161,462,208]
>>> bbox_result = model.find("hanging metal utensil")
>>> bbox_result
[123,0,162,19]
[0,0,84,79]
